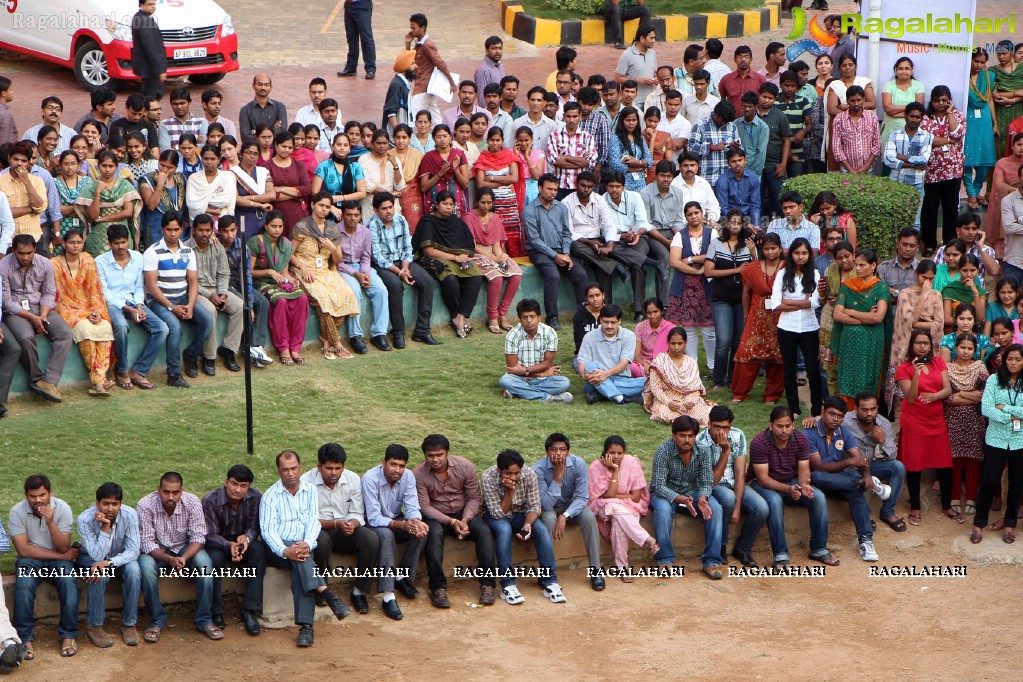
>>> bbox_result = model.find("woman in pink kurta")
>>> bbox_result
[588,436,657,580]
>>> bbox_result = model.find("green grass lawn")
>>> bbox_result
[521,0,767,22]
[0,323,779,571]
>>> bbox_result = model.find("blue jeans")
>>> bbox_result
[749,479,830,562]
[498,374,570,400]
[13,558,79,641]
[485,512,558,588]
[811,468,873,541]
[582,361,646,400]
[650,494,723,567]
[340,270,390,338]
[148,294,213,376]
[139,548,214,630]
[869,459,906,520]
[77,551,141,627]
[712,483,769,555]
[711,300,744,386]
[107,303,169,376]
[906,178,925,229]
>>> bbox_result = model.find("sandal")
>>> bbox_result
[130,374,155,390]
[280,354,295,366]
[450,321,466,339]
[796,373,807,386]
[115,374,134,390]
[463,323,473,336]
[883,516,908,532]
[60,639,77,657]
[908,511,922,526]
[499,316,513,331]
[201,625,224,641]
[620,574,635,583]
[950,502,961,515]
[964,501,976,515]
[944,508,965,524]
[88,385,111,397]
[333,345,354,359]
[322,347,338,361]
[292,354,305,366]
[809,551,840,566]
[1003,529,1016,544]
[772,560,790,570]
[488,319,502,334]
[643,537,660,557]
[144,626,161,643]
[986,518,1005,531]
[970,528,983,544]
[966,196,979,209]
[22,644,33,660]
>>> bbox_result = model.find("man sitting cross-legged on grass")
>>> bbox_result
[498,297,573,403]
[577,303,645,405]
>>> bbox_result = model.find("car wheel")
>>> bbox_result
[74,41,114,90]
[188,73,225,86]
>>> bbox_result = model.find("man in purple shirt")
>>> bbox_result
[338,201,391,354]
[474,36,506,108]
[0,235,71,403]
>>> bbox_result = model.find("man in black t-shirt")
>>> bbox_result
[108,94,160,157]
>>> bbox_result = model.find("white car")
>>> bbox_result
[0,0,239,90]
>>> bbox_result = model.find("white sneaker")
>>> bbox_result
[254,346,273,365]
[500,585,525,605]
[500,389,512,399]
[859,540,879,561]
[871,476,892,500]
[546,392,574,404]
[543,582,566,603]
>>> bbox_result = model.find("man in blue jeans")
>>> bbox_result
[76,482,142,648]
[577,303,646,404]
[749,406,838,568]
[137,472,219,642]
[803,396,892,563]
[481,449,565,605]
[9,474,79,659]
[696,405,768,568]
[142,214,212,387]
[650,415,725,579]
[96,224,169,390]
[843,392,908,533]
[338,201,391,354]
[499,298,573,403]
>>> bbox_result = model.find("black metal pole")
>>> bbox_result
[240,216,254,455]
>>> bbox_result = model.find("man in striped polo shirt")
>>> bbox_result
[775,70,813,179]
[142,214,212,387]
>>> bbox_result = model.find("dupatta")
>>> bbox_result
[942,278,986,306]
[52,253,114,342]
[474,148,527,213]
[829,276,891,357]
[587,454,650,537]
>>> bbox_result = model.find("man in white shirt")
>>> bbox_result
[681,69,720,127]
[675,44,720,98]
[295,77,331,127]
[644,66,677,113]
[601,171,659,318]
[671,151,721,223]
[564,171,622,302]
[657,90,691,153]
[703,38,732,88]
[518,86,559,153]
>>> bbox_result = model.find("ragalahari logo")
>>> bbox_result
[785,8,837,62]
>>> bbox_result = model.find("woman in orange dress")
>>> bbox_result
[642,107,672,185]
[730,232,784,403]
[393,123,425,233]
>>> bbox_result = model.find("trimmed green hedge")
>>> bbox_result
[782,174,919,257]
[543,0,602,12]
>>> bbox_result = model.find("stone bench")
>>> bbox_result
[4,498,861,627]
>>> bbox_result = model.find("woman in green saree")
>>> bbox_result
[942,253,986,334]
[75,150,141,256]
[831,248,891,407]
[991,40,1023,150]
[818,240,855,396]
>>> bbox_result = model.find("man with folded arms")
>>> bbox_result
[413,434,496,608]
[260,450,351,648]
[303,443,380,615]
[76,482,141,648]
[137,471,219,643]
[362,445,429,620]
[202,464,266,636]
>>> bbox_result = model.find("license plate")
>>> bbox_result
[173,47,207,60]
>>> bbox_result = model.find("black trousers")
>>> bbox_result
[601,0,650,44]
[973,445,1023,529]
[207,541,267,615]
[921,177,963,250]
[312,526,380,593]
[141,76,164,102]
[375,263,434,336]
[777,327,822,417]
[343,0,376,72]
[424,515,496,591]
[906,468,952,511]
[438,274,483,318]
[0,322,20,405]
[264,541,322,626]
[526,248,590,319]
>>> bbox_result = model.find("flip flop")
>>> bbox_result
[986,518,1005,531]
[292,355,305,366]
[144,626,161,643]
[883,516,907,532]
[115,375,134,390]
[322,347,338,361]
[201,625,224,641]
[60,639,77,657]
[944,509,965,524]
[1003,529,1016,544]
[908,512,922,526]
[809,551,840,566]
[130,375,155,390]
[450,321,466,339]
[22,645,33,660]
[488,320,502,334]
[88,386,111,397]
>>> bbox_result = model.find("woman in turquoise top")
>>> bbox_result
[965,47,999,209]
[880,57,925,176]
[984,277,1019,335]
[972,343,1023,544]
[939,303,990,362]
[932,238,964,293]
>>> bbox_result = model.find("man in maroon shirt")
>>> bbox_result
[406,13,457,126]
[718,45,767,112]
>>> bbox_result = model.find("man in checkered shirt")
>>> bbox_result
[498,298,573,403]
[687,100,742,187]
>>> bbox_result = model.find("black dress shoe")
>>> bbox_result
[381,599,403,621]
[349,335,369,354]
[546,316,562,331]
[0,404,8,419]
[296,624,314,647]
[324,590,351,620]
[167,373,191,388]
[337,69,357,77]
[411,332,442,345]
[591,576,606,591]
[731,548,758,568]
[392,333,406,349]
[242,610,261,635]
[633,312,645,323]
[395,578,419,599]
[314,591,327,607]
[370,334,392,351]
[350,590,369,614]
[212,613,226,628]
[203,358,217,376]
[218,346,241,371]
[365,71,376,80]
[183,353,199,378]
